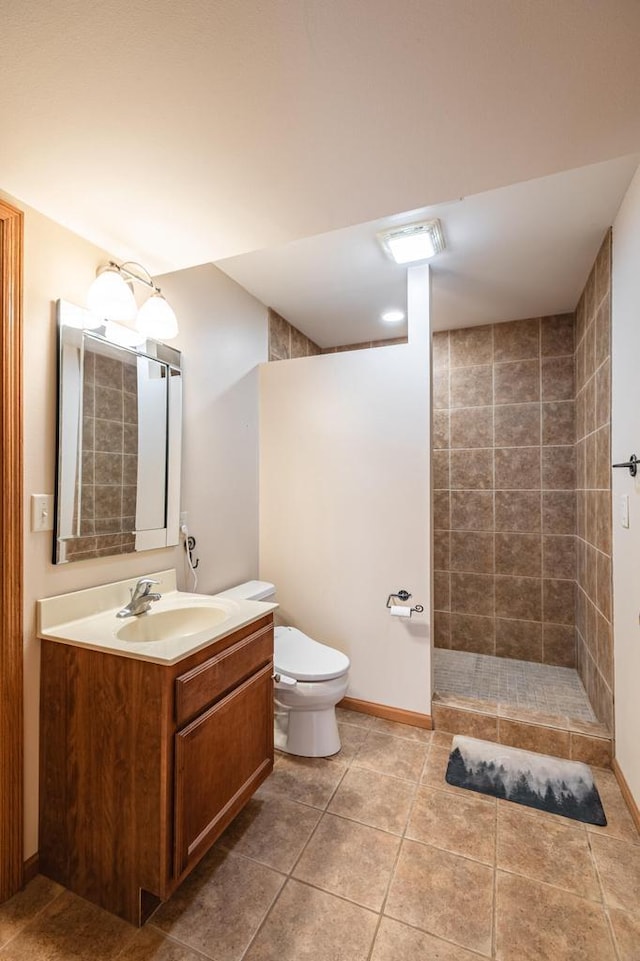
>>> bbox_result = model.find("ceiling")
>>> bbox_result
[2,1,640,276]
[216,155,639,345]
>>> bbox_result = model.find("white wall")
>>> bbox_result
[157,264,268,593]
[611,163,640,807]
[2,190,268,859]
[259,266,431,714]
[0,189,185,859]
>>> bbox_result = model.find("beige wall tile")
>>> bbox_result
[450,365,493,408]
[450,491,494,530]
[494,359,540,404]
[450,572,495,616]
[495,575,542,621]
[569,733,612,768]
[541,355,575,401]
[495,447,541,490]
[450,531,494,573]
[542,491,575,534]
[542,535,576,579]
[433,611,451,649]
[594,425,611,490]
[432,450,450,490]
[434,531,450,570]
[433,410,450,449]
[542,446,576,490]
[495,490,542,532]
[541,314,575,357]
[449,325,493,367]
[542,401,575,446]
[432,704,498,740]
[449,406,493,448]
[495,532,542,577]
[594,230,612,308]
[594,299,611,370]
[432,332,450,369]
[495,618,542,660]
[268,309,291,360]
[450,449,493,490]
[434,571,450,612]
[493,318,540,362]
[433,368,450,409]
[497,719,570,759]
[543,578,575,625]
[433,491,450,530]
[495,403,541,447]
[542,623,576,667]
[596,551,612,620]
[449,613,495,654]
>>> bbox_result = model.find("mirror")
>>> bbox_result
[54,300,182,563]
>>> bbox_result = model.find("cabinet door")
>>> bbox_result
[174,662,274,877]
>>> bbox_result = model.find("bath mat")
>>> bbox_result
[445,735,606,825]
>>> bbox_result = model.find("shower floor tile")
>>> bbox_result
[434,649,597,724]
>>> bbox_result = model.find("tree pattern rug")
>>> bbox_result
[445,735,607,825]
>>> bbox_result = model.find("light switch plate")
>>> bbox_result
[31,494,54,532]
[620,494,630,529]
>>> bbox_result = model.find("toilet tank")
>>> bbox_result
[216,580,276,602]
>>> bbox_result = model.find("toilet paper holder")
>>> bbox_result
[386,590,424,615]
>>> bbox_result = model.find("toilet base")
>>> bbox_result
[274,704,342,757]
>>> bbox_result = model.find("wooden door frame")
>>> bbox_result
[0,199,24,900]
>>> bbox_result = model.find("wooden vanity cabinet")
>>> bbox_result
[39,613,274,925]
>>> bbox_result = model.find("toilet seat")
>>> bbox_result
[274,626,350,682]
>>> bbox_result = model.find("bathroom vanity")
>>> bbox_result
[38,572,276,925]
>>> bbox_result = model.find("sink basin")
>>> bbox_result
[116,605,230,643]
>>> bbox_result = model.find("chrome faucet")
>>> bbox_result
[116,578,162,618]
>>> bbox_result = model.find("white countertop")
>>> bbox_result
[37,569,277,665]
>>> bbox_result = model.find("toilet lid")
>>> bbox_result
[274,626,350,681]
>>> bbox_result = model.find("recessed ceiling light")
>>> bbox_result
[378,219,445,264]
[381,309,405,323]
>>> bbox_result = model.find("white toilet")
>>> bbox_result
[217,581,350,757]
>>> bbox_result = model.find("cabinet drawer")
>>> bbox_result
[175,623,272,726]
[174,661,274,876]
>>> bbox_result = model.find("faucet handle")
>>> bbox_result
[131,577,160,599]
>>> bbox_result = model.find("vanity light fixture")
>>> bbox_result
[87,261,179,340]
[381,309,405,323]
[378,219,445,264]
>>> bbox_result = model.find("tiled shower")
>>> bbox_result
[432,233,613,734]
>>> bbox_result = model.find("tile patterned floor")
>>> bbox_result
[435,648,597,722]
[1,710,639,960]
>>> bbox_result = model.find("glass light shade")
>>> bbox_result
[87,267,137,322]
[378,219,445,264]
[136,293,179,340]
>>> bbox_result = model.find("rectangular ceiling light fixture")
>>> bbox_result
[378,219,445,264]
